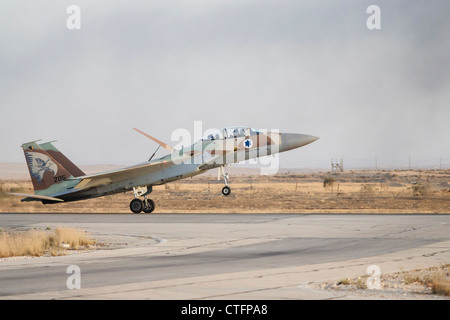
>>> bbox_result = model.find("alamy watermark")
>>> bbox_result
[66,265,81,289]
[366,5,381,30]
[65,6,381,31]
[366,264,381,289]
[66,5,81,30]
[169,121,280,175]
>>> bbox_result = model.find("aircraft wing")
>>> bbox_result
[71,159,173,190]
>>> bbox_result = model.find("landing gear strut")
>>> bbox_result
[219,165,231,196]
[130,186,155,213]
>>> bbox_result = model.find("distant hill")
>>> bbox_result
[1,159,447,181]
[0,163,124,180]
[0,162,322,180]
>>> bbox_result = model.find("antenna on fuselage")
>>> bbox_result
[133,128,174,161]
[148,145,161,162]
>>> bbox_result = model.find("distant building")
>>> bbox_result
[331,158,344,172]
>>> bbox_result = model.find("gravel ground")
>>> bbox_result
[313,265,450,300]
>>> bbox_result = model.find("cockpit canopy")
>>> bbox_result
[202,126,261,141]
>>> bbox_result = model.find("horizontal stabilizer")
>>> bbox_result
[8,193,64,202]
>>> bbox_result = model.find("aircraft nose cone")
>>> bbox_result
[280,133,319,152]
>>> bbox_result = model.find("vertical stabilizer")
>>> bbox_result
[39,141,85,177]
[21,141,73,192]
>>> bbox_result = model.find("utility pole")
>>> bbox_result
[409,156,411,170]
[375,155,378,170]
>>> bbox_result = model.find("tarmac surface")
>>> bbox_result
[0,213,449,299]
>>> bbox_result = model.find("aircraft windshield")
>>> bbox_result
[224,126,260,139]
[201,126,261,141]
[202,128,223,141]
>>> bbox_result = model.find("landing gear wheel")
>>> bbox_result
[222,186,231,196]
[130,199,144,213]
[143,199,156,213]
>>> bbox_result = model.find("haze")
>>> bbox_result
[1,0,449,170]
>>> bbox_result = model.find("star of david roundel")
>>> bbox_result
[244,139,253,149]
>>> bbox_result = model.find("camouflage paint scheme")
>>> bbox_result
[22,141,73,192]
[14,127,319,211]
[39,141,85,177]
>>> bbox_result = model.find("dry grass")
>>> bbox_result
[0,227,95,258]
[328,264,450,298]
[54,227,95,250]
[401,265,450,297]
[1,169,449,213]
[360,184,376,194]
[337,277,368,289]
[412,182,432,196]
[431,271,450,296]
[0,230,49,257]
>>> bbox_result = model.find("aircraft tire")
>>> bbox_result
[143,199,156,213]
[222,186,231,196]
[130,198,144,213]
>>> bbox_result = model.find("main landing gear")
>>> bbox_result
[130,186,155,214]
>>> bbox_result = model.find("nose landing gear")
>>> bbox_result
[219,165,232,196]
[222,185,231,196]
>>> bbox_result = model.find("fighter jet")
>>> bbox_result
[12,127,319,213]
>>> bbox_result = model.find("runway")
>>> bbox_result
[0,214,449,299]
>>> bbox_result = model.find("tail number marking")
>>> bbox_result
[54,175,67,183]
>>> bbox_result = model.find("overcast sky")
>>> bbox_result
[1,0,449,170]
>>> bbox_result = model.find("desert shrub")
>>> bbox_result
[401,265,450,297]
[9,187,24,193]
[412,182,432,196]
[336,276,367,289]
[360,184,376,194]
[55,227,95,250]
[323,177,336,190]
[431,272,450,296]
[0,183,6,199]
